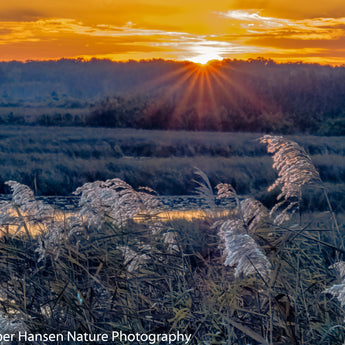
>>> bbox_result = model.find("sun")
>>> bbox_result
[189,52,223,65]
[187,45,223,65]
[189,54,221,65]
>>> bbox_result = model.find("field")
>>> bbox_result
[0,127,345,344]
[0,125,344,210]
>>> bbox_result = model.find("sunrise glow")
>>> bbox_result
[1,1,345,64]
[188,46,223,65]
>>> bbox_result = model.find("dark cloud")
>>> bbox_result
[0,35,173,58]
[317,24,345,30]
[0,9,45,21]
[0,28,12,34]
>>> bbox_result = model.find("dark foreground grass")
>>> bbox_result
[1,135,345,345]
[1,201,344,345]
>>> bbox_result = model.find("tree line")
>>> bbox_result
[0,58,345,134]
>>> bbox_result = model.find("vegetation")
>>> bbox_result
[0,126,344,214]
[0,135,345,344]
[1,59,345,134]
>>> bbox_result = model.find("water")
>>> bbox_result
[0,194,234,211]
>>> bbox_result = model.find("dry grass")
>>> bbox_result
[0,126,345,204]
[0,135,344,344]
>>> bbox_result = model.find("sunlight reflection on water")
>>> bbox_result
[1,207,232,237]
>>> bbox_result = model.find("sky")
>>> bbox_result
[1,0,345,64]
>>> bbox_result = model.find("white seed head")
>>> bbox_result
[216,183,237,200]
[216,219,271,278]
[324,261,345,308]
[74,178,160,228]
[260,135,321,224]
[240,198,271,234]
[5,181,54,223]
[118,245,150,272]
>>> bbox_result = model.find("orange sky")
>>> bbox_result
[1,0,345,64]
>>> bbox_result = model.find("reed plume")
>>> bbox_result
[216,219,271,279]
[214,180,271,278]
[1,181,54,227]
[118,245,150,272]
[193,167,216,209]
[324,262,345,308]
[240,198,271,234]
[35,216,82,262]
[73,178,160,228]
[0,181,79,261]
[260,135,322,224]
[216,183,237,199]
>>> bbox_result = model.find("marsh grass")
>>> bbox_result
[0,135,344,344]
[0,126,345,208]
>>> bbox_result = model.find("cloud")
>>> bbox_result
[1,10,345,64]
[230,0,345,20]
[218,10,288,27]
[0,18,258,61]
[0,8,45,21]
[209,10,345,63]
[217,10,345,41]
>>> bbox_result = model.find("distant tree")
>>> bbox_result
[1,58,345,134]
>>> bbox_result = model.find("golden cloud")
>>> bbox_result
[0,18,258,61]
[1,9,345,64]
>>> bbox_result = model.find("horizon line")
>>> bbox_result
[0,56,344,68]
